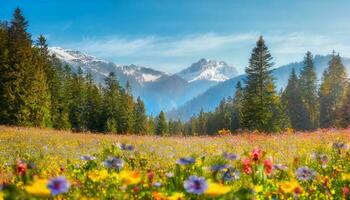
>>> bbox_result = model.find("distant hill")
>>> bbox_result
[168,55,350,121]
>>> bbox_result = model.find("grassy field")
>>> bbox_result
[0,126,349,199]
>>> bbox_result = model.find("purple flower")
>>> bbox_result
[80,155,96,161]
[183,176,208,195]
[47,176,70,196]
[211,164,229,172]
[223,152,238,160]
[177,157,195,165]
[332,142,348,150]
[104,156,124,170]
[273,164,288,171]
[295,167,316,181]
[153,182,162,187]
[223,168,241,182]
[119,143,134,151]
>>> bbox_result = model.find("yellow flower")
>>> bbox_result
[342,173,350,181]
[0,192,3,200]
[205,182,231,196]
[119,170,141,185]
[24,179,50,197]
[254,185,263,193]
[87,169,108,182]
[279,180,300,194]
[167,192,185,200]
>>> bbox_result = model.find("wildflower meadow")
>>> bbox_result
[0,126,349,199]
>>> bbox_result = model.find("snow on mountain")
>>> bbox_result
[177,58,238,82]
[48,47,164,84]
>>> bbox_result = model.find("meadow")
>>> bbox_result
[0,126,349,199]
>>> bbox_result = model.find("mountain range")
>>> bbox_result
[49,47,350,121]
[48,47,238,115]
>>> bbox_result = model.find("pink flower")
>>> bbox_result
[242,159,252,174]
[343,187,350,197]
[16,162,27,176]
[251,148,263,161]
[263,158,273,174]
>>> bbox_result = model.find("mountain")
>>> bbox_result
[169,55,350,121]
[48,47,239,115]
[177,58,238,82]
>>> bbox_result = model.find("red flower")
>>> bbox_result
[251,148,263,161]
[16,162,27,176]
[343,186,350,197]
[263,158,273,174]
[242,158,252,174]
[147,170,154,182]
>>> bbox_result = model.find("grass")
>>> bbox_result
[0,126,349,199]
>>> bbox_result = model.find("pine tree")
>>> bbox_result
[134,96,147,134]
[102,72,120,133]
[4,8,33,125]
[156,111,168,136]
[0,21,9,123]
[147,115,156,135]
[299,52,319,129]
[319,52,348,128]
[338,82,350,128]
[282,68,309,130]
[242,36,288,132]
[85,72,103,131]
[197,108,207,134]
[231,81,243,131]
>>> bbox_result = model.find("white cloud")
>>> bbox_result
[61,32,350,73]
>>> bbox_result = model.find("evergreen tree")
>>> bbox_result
[197,109,207,134]
[319,52,348,128]
[338,82,350,128]
[134,96,147,134]
[299,52,319,129]
[0,21,9,123]
[102,72,120,133]
[282,68,309,130]
[85,72,102,131]
[147,115,156,135]
[231,81,243,131]
[242,36,288,132]
[156,111,168,136]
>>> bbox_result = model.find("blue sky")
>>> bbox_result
[1,0,350,73]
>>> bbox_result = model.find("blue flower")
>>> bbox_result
[119,143,134,151]
[177,157,195,165]
[223,168,241,182]
[183,176,208,195]
[211,164,229,172]
[295,167,316,181]
[47,176,70,196]
[332,142,348,150]
[104,156,124,170]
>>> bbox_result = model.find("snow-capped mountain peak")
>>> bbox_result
[177,58,238,82]
[49,47,108,64]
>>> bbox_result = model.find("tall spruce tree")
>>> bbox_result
[0,21,9,123]
[85,72,103,131]
[338,82,350,128]
[319,52,348,128]
[299,52,319,129]
[102,72,120,133]
[156,111,168,136]
[134,96,147,134]
[282,68,309,130]
[242,36,288,132]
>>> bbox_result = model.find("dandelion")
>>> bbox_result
[205,181,231,196]
[176,157,195,165]
[183,176,208,195]
[47,176,70,196]
[295,167,316,181]
[104,157,124,170]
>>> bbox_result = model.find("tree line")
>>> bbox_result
[1,9,350,136]
[0,8,172,134]
[171,37,350,135]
